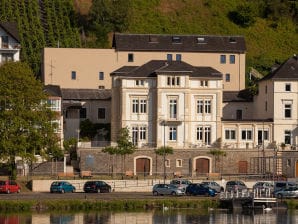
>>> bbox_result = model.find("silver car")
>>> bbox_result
[153,184,185,196]
[201,181,224,193]
[274,187,298,199]
[253,181,274,194]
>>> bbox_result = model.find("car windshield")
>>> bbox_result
[51,182,61,186]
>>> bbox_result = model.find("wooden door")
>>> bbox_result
[196,158,209,175]
[136,158,150,176]
[295,161,298,177]
[238,161,248,173]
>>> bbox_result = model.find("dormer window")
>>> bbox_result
[172,36,181,44]
[229,37,237,43]
[197,37,206,44]
[149,36,158,43]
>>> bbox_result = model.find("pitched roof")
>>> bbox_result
[111,60,222,79]
[113,33,246,53]
[44,85,62,97]
[61,89,111,100]
[260,55,298,81]
[0,22,20,42]
[223,89,253,102]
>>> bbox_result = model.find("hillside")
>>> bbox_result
[0,0,297,77]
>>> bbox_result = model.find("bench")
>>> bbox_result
[57,172,75,179]
[173,171,183,178]
[80,170,92,179]
[125,170,134,178]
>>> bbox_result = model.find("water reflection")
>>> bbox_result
[0,209,295,224]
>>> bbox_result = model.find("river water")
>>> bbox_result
[1,209,297,224]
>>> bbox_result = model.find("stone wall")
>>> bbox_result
[78,148,283,177]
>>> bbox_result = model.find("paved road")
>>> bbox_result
[0,192,210,201]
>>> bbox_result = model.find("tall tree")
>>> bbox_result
[0,62,62,179]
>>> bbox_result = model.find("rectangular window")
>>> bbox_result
[196,127,203,140]
[165,159,170,168]
[230,55,235,64]
[225,129,236,140]
[140,99,147,113]
[200,80,208,87]
[204,100,211,114]
[225,74,230,82]
[169,99,177,119]
[284,104,292,118]
[176,159,182,167]
[169,126,177,141]
[220,55,226,64]
[136,80,144,86]
[132,98,147,114]
[139,127,147,140]
[1,53,13,62]
[167,76,180,86]
[176,77,180,85]
[241,129,252,140]
[285,83,291,92]
[98,85,105,89]
[128,53,134,62]
[80,108,87,119]
[265,101,267,111]
[132,99,139,113]
[176,54,182,61]
[47,99,61,111]
[1,36,8,48]
[97,108,106,119]
[204,126,211,145]
[167,54,173,61]
[197,100,204,114]
[284,130,291,144]
[99,72,104,80]
[71,71,76,80]
[132,127,138,145]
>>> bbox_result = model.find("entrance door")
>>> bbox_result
[136,158,150,176]
[195,158,209,175]
[238,161,248,173]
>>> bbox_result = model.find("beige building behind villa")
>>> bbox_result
[41,33,298,177]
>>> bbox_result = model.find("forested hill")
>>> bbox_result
[0,0,297,77]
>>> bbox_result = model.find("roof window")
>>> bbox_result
[229,37,237,43]
[149,36,158,43]
[172,36,182,43]
[197,37,206,44]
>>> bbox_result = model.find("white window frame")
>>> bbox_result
[176,159,182,167]
[241,129,253,140]
[132,98,147,114]
[169,126,177,141]
[165,159,170,168]
[225,129,236,140]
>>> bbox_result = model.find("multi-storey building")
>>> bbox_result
[41,33,298,177]
[0,22,20,64]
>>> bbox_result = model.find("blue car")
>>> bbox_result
[186,183,216,197]
[50,181,76,193]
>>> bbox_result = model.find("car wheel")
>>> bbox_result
[220,187,224,192]
[171,191,177,196]
[277,193,283,199]
[61,189,65,194]
[153,191,159,196]
[97,188,101,193]
[72,189,75,193]
[6,189,10,194]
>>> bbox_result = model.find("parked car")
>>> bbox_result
[83,181,111,193]
[152,184,185,196]
[201,181,224,193]
[225,180,248,193]
[185,183,216,197]
[0,180,21,194]
[274,181,297,192]
[170,179,191,191]
[253,181,274,194]
[274,187,298,199]
[50,181,76,193]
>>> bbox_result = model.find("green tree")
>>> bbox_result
[102,127,135,175]
[208,149,227,173]
[228,3,256,27]
[155,146,173,181]
[0,62,62,179]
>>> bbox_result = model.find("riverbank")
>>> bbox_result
[0,198,219,213]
